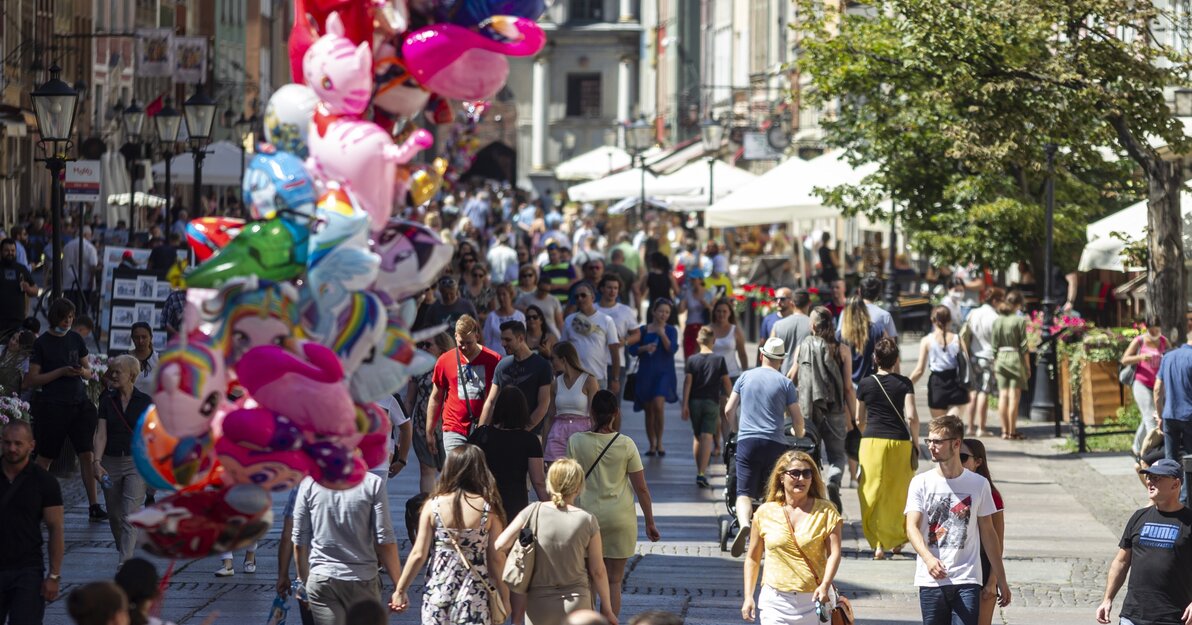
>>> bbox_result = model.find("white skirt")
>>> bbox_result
[759,585,836,625]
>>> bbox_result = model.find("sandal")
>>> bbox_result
[873,549,887,560]
[1010,433,1025,440]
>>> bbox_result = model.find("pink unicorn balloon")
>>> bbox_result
[402,16,546,100]
[304,12,433,228]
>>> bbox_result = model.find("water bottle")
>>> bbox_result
[101,474,112,490]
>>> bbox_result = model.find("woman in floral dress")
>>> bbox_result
[395,444,509,624]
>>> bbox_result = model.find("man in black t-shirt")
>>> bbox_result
[1097,459,1192,625]
[0,239,37,337]
[479,320,553,434]
[0,421,65,625]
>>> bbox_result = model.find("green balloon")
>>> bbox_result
[185,219,309,288]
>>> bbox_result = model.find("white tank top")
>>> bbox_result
[713,325,741,377]
[555,372,589,416]
[928,333,961,372]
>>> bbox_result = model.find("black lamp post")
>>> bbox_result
[1031,143,1060,432]
[122,100,145,231]
[154,99,182,228]
[31,65,79,302]
[700,117,725,208]
[624,116,653,226]
[183,90,217,221]
[234,113,257,187]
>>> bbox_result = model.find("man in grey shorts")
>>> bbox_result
[963,287,1002,437]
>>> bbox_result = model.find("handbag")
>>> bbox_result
[502,502,542,593]
[1118,363,1136,387]
[444,521,509,623]
[783,508,855,625]
[872,375,918,471]
[623,355,638,402]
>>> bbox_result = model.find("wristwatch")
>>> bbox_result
[48,573,61,581]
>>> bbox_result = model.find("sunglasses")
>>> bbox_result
[526,315,541,321]
[782,468,814,480]
[775,297,790,302]
[473,272,486,278]
[577,293,590,299]
[960,453,972,463]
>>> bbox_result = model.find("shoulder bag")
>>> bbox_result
[585,432,622,479]
[783,508,854,625]
[872,375,918,471]
[502,502,543,593]
[444,518,509,623]
[455,347,478,435]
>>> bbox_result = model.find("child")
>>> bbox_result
[682,326,732,487]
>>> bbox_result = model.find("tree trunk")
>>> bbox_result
[1146,160,1188,344]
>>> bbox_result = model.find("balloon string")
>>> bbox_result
[153,559,176,618]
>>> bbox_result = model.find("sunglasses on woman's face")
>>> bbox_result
[782,468,814,480]
[960,453,972,463]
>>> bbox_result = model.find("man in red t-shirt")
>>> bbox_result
[426,315,501,454]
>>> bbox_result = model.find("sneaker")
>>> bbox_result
[730,525,750,557]
[89,504,108,522]
[214,567,235,578]
[243,561,257,574]
[696,475,710,488]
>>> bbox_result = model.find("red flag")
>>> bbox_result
[145,93,165,117]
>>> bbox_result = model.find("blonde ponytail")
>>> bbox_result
[545,459,584,508]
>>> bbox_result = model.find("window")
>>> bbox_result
[570,0,603,22]
[566,74,602,118]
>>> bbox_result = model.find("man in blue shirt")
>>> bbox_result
[1155,319,1192,505]
[724,336,804,557]
[758,287,794,353]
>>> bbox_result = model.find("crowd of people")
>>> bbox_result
[1,183,1190,625]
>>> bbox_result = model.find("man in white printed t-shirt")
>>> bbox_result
[905,414,1011,625]
[561,282,621,393]
[596,274,640,393]
[371,394,412,487]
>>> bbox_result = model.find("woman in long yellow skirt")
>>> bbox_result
[853,337,920,559]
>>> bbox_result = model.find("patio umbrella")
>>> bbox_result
[107,192,168,208]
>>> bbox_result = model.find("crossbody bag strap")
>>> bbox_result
[585,432,621,479]
[108,394,136,433]
[782,507,824,587]
[442,507,500,596]
[871,374,912,440]
[454,348,474,422]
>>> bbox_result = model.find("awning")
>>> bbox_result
[705,150,880,227]
[107,192,167,208]
[643,139,706,174]
[608,196,671,215]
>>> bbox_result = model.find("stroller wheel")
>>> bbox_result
[719,516,733,552]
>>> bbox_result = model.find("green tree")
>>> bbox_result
[796,0,1189,340]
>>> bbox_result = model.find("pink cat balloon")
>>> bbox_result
[304,12,433,228]
[402,16,546,100]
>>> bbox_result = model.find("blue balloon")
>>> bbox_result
[242,146,317,224]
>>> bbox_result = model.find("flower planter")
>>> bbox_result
[1060,356,1132,426]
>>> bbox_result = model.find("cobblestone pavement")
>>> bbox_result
[40,338,1149,624]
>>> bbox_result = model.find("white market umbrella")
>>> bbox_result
[659,160,759,210]
[608,196,671,215]
[151,140,245,186]
[567,167,700,203]
[555,146,633,181]
[705,150,880,227]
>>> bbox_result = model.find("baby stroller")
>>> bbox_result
[717,422,820,551]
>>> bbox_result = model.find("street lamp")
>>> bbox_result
[624,116,653,225]
[1031,143,1060,433]
[31,65,79,301]
[184,90,217,222]
[700,117,725,208]
[154,99,182,228]
[122,100,144,231]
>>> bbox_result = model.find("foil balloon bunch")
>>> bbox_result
[128,4,511,558]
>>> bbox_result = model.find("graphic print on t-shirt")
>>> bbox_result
[570,313,603,339]
[457,363,487,400]
[1139,522,1180,549]
[925,494,973,548]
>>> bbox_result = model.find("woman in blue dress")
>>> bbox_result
[629,298,679,457]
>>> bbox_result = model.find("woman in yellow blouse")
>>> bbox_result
[742,450,843,623]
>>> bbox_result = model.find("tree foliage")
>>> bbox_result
[794,0,1192,274]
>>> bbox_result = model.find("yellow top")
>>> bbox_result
[755,498,841,593]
